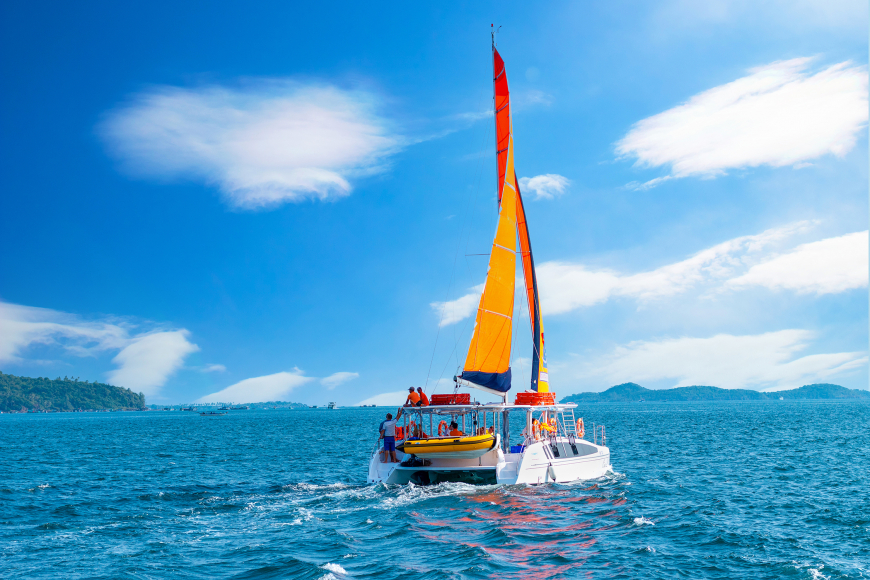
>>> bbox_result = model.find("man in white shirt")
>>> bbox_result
[379,408,404,463]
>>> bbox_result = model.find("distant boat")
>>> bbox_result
[218,406,230,410]
[328,402,337,409]
[368,39,611,486]
[182,407,194,411]
[200,411,226,416]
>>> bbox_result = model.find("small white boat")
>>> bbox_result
[368,39,612,486]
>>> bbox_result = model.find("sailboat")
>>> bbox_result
[367,40,611,486]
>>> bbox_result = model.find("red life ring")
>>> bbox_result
[576,418,585,438]
[438,420,448,436]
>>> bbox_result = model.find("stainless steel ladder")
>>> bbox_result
[558,408,578,437]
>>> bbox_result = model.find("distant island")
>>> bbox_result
[148,400,310,410]
[0,372,146,412]
[561,382,870,403]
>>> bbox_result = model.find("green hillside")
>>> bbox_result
[561,382,870,403]
[0,372,145,412]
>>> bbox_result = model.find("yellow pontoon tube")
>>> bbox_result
[397,434,497,459]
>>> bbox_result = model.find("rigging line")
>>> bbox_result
[452,91,495,378]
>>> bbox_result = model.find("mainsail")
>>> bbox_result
[460,45,549,394]
[459,47,518,393]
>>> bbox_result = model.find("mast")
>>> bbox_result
[457,42,518,395]
[458,40,550,397]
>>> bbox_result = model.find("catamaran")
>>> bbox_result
[367,40,611,486]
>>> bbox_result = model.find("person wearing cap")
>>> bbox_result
[416,387,429,407]
[404,387,421,407]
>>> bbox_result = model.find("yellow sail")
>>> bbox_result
[460,133,518,392]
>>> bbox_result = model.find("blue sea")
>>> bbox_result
[2,402,868,579]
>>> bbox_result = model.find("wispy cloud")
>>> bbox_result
[725,231,869,295]
[431,284,484,327]
[537,222,816,314]
[0,301,198,396]
[197,369,314,403]
[617,58,868,188]
[321,371,359,389]
[100,80,400,209]
[573,330,867,391]
[108,331,199,394]
[202,364,227,373]
[519,174,570,200]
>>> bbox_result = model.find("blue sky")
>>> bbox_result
[1,1,867,405]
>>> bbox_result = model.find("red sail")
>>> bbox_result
[493,48,510,204]
[493,46,550,393]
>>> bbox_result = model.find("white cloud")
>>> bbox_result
[616,58,868,187]
[357,390,408,407]
[431,222,829,324]
[108,331,199,395]
[321,371,359,389]
[0,301,197,396]
[100,80,400,209]
[431,284,484,327]
[202,364,227,373]
[0,302,129,363]
[726,231,869,294]
[197,369,313,403]
[577,330,866,391]
[537,222,814,314]
[518,174,570,200]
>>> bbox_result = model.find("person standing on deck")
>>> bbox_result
[416,387,429,407]
[404,387,421,407]
[379,408,404,463]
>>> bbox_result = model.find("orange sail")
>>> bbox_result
[459,47,518,393]
[461,45,549,394]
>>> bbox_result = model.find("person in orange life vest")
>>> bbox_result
[448,421,464,436]
[404,387,421,407]
[416,387,429,406]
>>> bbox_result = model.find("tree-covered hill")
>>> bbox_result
[0,372,145,412]
[561,382,870,403]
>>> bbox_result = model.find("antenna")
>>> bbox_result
[491,24,501,47]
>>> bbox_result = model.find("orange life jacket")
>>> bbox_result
[449,429,464,436]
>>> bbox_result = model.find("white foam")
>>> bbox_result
[321,562,347,575]
[634,516,655,526]
[808,568,829,580]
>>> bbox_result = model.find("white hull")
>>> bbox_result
[368,436,610,486]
